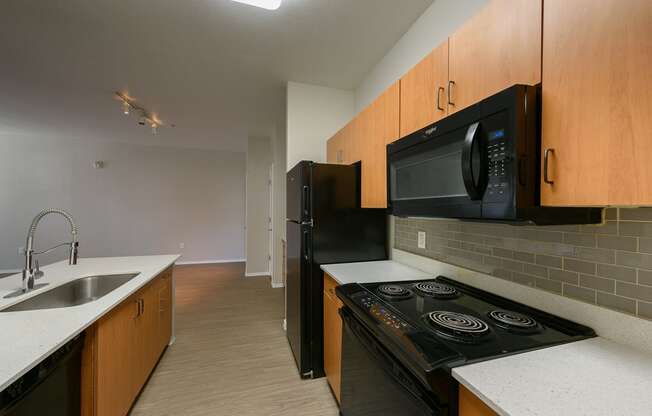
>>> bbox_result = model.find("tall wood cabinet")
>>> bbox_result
[448,0,541,114]
[84,267,174,416]
[400,41,449,137]
[541,0,652,206]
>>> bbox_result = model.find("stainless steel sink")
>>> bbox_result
[1,273,140,312]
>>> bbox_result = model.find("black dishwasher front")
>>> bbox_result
[0,334,84,416]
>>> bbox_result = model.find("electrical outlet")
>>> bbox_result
[179,242,185,250]
[417,231,426,249]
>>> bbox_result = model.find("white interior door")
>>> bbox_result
[268,164,274,275]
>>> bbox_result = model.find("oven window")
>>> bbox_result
[391,140,467,201]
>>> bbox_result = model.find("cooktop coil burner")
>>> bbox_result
[488,309,540,332]
[377,284,413,300]
[426,311,490,343]
[414,282,459,299]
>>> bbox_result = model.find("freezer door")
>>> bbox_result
[286,161,312,223]
[285,220,313,377]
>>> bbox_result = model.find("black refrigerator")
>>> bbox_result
[286,161,387,379]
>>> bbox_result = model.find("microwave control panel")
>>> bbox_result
[486,128,511,201]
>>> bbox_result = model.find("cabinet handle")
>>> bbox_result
[447,80,455,106]
[141,298,145,315]
[436,86,445,111]
[135,300,140,318]
[544,148,555,185]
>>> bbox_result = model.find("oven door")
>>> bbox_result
[387,121,488,219]
[339,308,445,416]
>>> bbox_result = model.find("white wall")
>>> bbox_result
[0,135,246,271]
[271,114,287,287]
[245,136,272,276]
[355,0,488,112]
[286,81,355,171]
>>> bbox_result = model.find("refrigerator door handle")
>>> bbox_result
[302,230,310,260]
[302,186,310,218]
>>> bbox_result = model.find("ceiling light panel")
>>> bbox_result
[231,0,282,10]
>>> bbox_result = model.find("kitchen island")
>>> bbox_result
[0,254,178,395]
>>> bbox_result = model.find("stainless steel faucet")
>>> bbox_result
[22,209,79,293]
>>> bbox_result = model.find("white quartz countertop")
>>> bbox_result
[453,336,652,416]
[0,255,179,391]
[320,260,433,285]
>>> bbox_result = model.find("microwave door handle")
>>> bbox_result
[461,122,487,200]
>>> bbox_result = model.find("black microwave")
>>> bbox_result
[387,85,601,225]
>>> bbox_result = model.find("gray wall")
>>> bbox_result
[245,136,272,276]
[0,135,246,270]
[395,209,652,321]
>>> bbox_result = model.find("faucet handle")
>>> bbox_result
[34,259,44,280]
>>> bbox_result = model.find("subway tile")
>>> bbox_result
[442,247,484,264]
[536,254,563,269]
[596,292,637,315]
[446,240,462,249]
[483,256,503,268]
[512,272,536,287]
[537,224,582,232]
[516,229,563,243]
[619,208,652,222]
[619,222,652,237]
[580,221,618,235]
[563,233,596,247]
[492,247,514,259]
[596,264,637,283]
[639,270,652,287]
[616,251,652,270]
[579,274,615,293]
[524,263,548,278]
[605,208,618,221]
[549,269,579,285]
[535,278,562,294]
[493,268,512,280]
[571,247,616,264]
[640,238,652,254]
[514,251,535,264]
[563,284,596,303]
[483,236,504,247]
[638,301,652,320]
[502,259,525,272]
[564,258,597,275]
[473,245,492,255]
[616,282,652,303]
[597,235,638,252]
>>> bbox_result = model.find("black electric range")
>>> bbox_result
[335,276,596,416]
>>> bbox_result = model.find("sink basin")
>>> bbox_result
[1,273,140,312]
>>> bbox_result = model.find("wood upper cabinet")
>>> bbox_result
[400,41,449,137]
[323,273,343,403]
[448,0,541,114]
[360,81,400,208]
[459,385,498,416]
[86,268,174,416]
[327,121,361,166]
[541,0,652,206]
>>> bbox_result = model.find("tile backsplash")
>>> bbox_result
[394,208,652,321]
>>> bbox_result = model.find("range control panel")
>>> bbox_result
[351,292,412,334]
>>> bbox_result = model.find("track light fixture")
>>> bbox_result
[115,91,165,135]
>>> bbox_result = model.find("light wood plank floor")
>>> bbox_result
[131,263,339,416]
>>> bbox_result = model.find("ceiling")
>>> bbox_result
[0,0,432,151]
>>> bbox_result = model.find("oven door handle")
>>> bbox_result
[461,122,488,200]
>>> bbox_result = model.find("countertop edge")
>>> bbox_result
[0,254,180,391]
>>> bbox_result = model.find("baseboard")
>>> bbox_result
[271,282,285,288]
[244,271,271,277]
[176,258,245,266]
